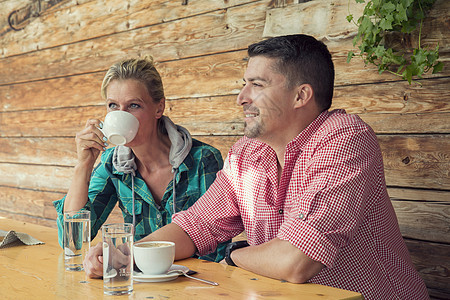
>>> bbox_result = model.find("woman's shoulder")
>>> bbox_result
[191,138,221,156]
[189,138,224,166]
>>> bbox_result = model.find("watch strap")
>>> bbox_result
[225,240,249,266]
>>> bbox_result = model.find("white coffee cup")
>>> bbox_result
[101,111,139,146]
[133,241,175,275]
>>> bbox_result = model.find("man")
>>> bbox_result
[84,34,429,299]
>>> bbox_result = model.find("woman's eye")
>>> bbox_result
[108,103,118,109]
[130,103,141,109]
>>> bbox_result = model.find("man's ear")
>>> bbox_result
[294,84,314,109]
[156,98,165,118]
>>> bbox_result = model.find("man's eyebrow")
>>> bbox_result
[243,76,269,82]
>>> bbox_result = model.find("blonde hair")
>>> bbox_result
[101,56,165,102]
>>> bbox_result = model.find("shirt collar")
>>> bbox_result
[286,109,337,153]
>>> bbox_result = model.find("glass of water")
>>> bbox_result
[63,210,91,271]
[102,223,134,296]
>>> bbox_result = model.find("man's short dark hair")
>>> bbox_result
[248,34,335,111]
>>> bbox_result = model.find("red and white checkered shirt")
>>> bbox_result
[173,109,429,299]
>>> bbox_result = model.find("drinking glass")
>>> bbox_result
[102,223,134,296]
[63,210,91,271]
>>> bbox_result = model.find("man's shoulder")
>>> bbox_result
[229,136,270,157]
[325,109,369,128]
[318,109,373,136]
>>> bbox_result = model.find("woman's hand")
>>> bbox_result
[83,242,104,278]
[83,241,132,279]
[75,119,106,168]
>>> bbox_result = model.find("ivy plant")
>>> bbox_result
[346,0,443,84]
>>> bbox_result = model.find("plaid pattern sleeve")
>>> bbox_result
[53,149,119,248]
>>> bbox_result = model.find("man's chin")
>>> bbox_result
[244,129,260,140]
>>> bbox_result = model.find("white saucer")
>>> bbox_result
[133,264,189,283]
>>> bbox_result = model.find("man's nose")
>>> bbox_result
[237,84,251,106]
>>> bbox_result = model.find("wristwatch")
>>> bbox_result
[225,240,249,266]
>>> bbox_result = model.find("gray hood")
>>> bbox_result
[112,115,192,225]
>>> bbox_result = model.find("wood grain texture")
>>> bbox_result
[0,163,72,192]
[388,187,450,203]
[0,2,267,85]
[1,0,449,86]
[393,200,450,243]
[379,135,450,190]
[0,0,262,57]
[405,239,450,299]
[263,0,365,40]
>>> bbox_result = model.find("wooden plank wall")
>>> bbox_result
[0,0,448,298]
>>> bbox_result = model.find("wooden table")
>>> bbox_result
[0,217,363,299]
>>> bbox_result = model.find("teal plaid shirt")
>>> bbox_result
[53,139,228,262]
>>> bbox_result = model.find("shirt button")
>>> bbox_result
[157,214,161,219]
[299,213,305,220]
[278,209,283,214]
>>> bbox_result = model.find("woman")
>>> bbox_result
[53,56,227,263]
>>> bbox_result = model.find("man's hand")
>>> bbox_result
[83,242,103,278]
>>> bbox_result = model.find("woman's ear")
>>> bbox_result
[294,84,314,109]
[156,98,165,118]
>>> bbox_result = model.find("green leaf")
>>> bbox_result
[402,0,414,8]
[379,14,394,30]
[373,45,386,58]
[347,51,355,63]
[404,67,413,84]
[360,16,373,33]
[413,49,427,65]
[349,0,441,84]
[381,2,396,14]
[395,4,408,23]
[432,62,444,74]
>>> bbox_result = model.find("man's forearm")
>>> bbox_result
[230,238,324,283]
[138,223,197,260]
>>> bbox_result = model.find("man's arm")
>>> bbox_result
[138,223,197,260]
[230,238,324,283]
